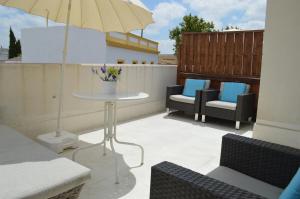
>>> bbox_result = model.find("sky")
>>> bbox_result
[0,0,267,54]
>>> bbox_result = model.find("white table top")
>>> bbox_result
[73,91,149,102]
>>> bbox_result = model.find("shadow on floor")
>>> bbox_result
[164,111,253,135]
[63,139,138,199]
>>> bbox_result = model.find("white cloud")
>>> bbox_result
[127,0,150,11]
[158,39,175,54]
[0,6,58,48]
[237,0,267,29]
[144,2,187,35]
[182,0,267,29]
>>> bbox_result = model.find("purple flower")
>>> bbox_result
[100,65,106,74]
[118,68,122,75]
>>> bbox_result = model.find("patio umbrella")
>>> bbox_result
[0,0,153,149]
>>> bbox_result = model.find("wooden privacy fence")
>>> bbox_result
[177,30,264,115]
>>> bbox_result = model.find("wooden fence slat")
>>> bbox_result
[187,34,194,72]
[252,31,263,76]
[225,33,235,75]
[208,33,218,74]
[216,33,226,75]
[233,32,244,75]
[194,34,201,73]
[202,34,210,74]
[243,32,254,76]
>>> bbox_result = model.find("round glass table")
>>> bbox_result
[72,91,149,184]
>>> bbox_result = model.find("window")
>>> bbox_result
[150,61,154,64]
[117,59,125,64]
[142,61,146,64]
[132,60,138,64]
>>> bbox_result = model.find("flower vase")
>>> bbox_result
[101,81,117,94]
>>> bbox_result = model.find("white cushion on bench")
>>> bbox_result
[206,100,237,110]
[208,166,283,199]
[0,125,91,199]
[170,95,195,104]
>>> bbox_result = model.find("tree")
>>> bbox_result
[223,26,240,31]
[169,14,215,55]
[9,27,17,59]
[16,39,22,56]
[8,27,22,58]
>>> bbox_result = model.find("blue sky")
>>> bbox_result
[0,0,267,54]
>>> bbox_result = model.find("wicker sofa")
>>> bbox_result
[150,134,300,199]
[0,125,91,199]
[166,80,210,121]
[201,83,255,129]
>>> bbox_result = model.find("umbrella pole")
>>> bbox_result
[56,0,72,137]
[37,0,78,153]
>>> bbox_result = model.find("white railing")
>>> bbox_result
[106,32,159,54]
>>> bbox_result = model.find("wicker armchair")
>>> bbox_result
[201,86,255,129]
[166,80,210,121]
[150,134,300,199]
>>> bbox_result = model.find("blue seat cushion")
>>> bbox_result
[280,168,300,199]
[220,82,247,103]
[182,79,206,97]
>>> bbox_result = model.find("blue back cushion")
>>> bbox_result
[182,79,206,97]
[220,82,247,103]
[280,168,300,199]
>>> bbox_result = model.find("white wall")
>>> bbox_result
[22,27,107,64]
[253,0,300,149]
[0,63,177,139]
[21,27,158,64]
[106,46,158,64]
[0,48,8,61]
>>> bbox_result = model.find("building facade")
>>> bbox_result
[21,27,159,64]
[158,54,177,65]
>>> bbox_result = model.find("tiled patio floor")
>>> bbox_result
[63,112,253,199]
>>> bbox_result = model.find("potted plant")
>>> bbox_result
[92,64,122,94]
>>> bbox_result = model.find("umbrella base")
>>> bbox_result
[37,131,79,153]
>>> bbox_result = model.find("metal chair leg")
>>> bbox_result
[194,113,199,121]
[166,108,170,114]
[201,115,206,123]
[235,121,240,130]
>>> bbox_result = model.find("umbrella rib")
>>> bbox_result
[28,0,39,13]
[125,3,143,28]
[94,0,105,31]
[55,0,64,21]
[108,0,126,32]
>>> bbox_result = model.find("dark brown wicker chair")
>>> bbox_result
[201,83,255,129]
[150,134,300,199]
[166,80,210,121]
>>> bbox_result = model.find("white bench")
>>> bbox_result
[0,125,91,199]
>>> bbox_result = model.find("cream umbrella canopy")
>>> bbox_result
[0,0,153,150]
[0,0,153,32]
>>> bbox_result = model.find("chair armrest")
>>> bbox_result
[166,85,184,107]
[220,134,300,188]
[201,90,219,114]
[167,85,184,96]
[236,93,255,121]
[150,161,265,199]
